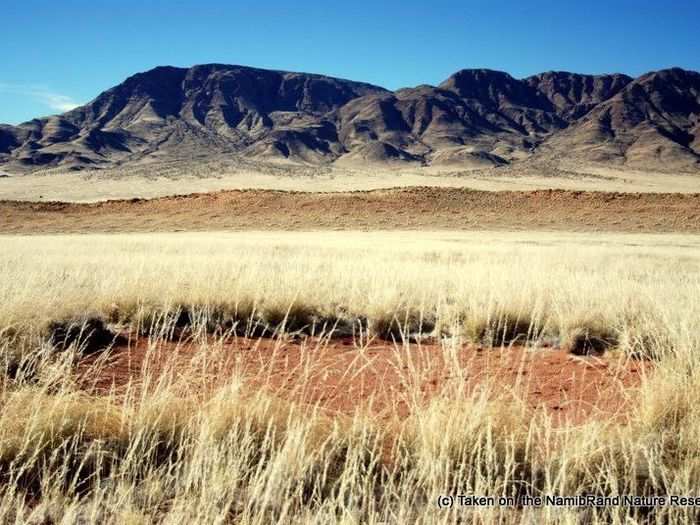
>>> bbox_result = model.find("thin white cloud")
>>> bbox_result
[0,82,81,113]
[36,91,80,112]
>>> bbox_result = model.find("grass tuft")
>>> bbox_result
[46,316,123,354]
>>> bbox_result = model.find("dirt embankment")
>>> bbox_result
[2,187,699,234]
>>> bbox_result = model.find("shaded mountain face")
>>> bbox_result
[0,64,386,170]
[438,68,562,134]
[336,69,629,167]
[536,68,700,171]
[1,64,698,173]
[525,71,632,120]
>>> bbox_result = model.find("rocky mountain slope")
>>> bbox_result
[1,64,698,174]
[535,68,700,171]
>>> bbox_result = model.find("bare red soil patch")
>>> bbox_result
[77,335,647,425]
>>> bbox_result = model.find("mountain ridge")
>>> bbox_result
[1,64,698,174]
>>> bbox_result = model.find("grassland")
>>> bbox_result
[2,230,700,523]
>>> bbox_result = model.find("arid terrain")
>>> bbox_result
[2,229,700,522]
[2,61,700,524]
[2,187,700,234]
[2,65,699,176]
[78,335,646,426]
[3,161,700,203]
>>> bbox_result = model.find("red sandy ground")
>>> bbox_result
[3,188,700,234]
[78,335,647,426]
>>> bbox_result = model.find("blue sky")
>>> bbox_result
[2,0,699,125]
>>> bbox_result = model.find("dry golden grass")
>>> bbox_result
[2,231,699,356]
[2,230,700,523]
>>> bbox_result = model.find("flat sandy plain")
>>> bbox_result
[2,162,700,202]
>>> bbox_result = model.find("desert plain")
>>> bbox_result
[2,62,700,524]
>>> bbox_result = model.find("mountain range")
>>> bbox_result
[1,64,699,174]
